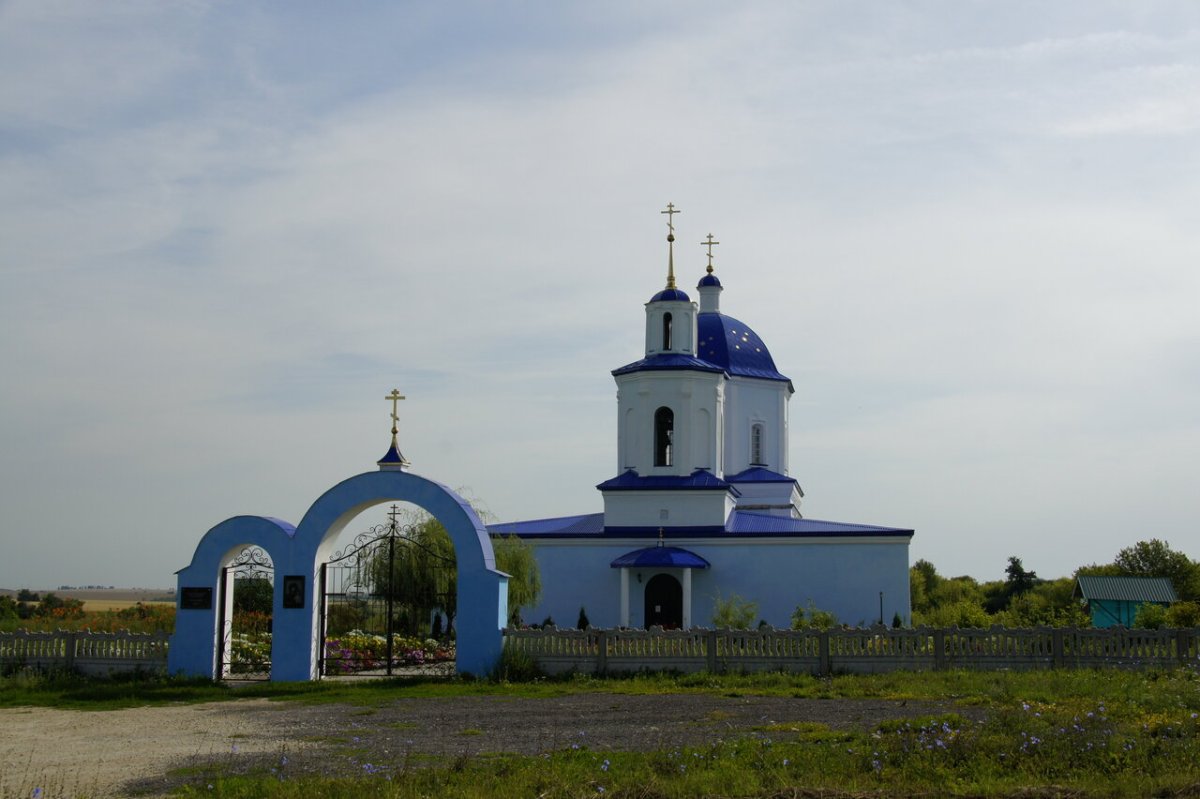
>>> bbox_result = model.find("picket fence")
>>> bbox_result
[5,625,1199,678]
[0,629,170,676]
[504,625,1200,676]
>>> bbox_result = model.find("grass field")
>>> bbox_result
[3,667,1200,797]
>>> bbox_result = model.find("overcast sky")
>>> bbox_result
[2,2,1198,590]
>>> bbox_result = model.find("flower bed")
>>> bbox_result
[323,631,454,674]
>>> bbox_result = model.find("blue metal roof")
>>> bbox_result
[649,287,691,302]
[726,511,913,537]
[611,353,726,377]
[488,513,605,537]
[726,466,797,484]
[697,312,790,384]
[488,509,912,539]
[596,468,736,492]
[610,546,710,569]
[697,273,722,287]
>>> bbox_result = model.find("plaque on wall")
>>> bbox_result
[282,575,305,609]
[180,587,213,610]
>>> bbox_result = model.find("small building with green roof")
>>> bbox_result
[1074,575,1177,628]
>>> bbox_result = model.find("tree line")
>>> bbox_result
[912,538,1200,628]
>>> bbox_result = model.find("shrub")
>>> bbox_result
[490,643,542,682]
[791,601,838,630]
[1167,601,1200,627]
[712,592,759,629]
[1133,602,1169,629]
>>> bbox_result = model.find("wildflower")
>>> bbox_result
[600,759,610,772]
[32,790,43,799]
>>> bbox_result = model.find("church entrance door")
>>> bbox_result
[644,573,683,629]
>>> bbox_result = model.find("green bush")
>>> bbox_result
[711,592,758,629]
[791,601,838,630]
[490,643,542,682]
[1133,602,1169,629]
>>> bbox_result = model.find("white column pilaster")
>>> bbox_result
[620,568,630,628]
[682,568,693,629]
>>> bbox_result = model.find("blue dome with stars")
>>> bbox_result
[696,312,790,384]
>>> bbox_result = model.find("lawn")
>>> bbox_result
[4,666,1199,796]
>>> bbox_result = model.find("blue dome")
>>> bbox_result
[696,312,791,384]
[649,287,690,302]
[697,273,722,287]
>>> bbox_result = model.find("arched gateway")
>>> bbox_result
[169,459,509,680]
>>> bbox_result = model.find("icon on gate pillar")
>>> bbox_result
[282,575,305,609]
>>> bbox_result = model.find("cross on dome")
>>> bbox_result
[660,202,680,289]
[701,233,720,274]
[378,388,411,469]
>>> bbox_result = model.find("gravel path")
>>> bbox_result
[0,694,977,797]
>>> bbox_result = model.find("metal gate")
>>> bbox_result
[217,545,273,680]
[319,506,454,677]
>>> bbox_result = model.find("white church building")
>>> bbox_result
[490,208,913,629]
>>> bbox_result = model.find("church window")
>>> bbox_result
[751,423,765,465]
[654,407,674,467]
[662,313,673,350]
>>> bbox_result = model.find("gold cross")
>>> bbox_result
[660,202,680,236]
[701,233,720,273]
[385,389,406,436]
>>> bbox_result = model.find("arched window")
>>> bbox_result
[662,312,673,350]
[654,407,674,467]
[750,423,765,465]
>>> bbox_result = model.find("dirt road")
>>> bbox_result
[0,693,973,797]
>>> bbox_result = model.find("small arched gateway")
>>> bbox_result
[169,401,509,681]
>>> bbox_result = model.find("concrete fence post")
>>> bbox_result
[933,629,945,671]
[596,630,607,673]
[64,630,77,671]
[706,629,718,673]
[818,630,830,676]
[1052,628,1064,668]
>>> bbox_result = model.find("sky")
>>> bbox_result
[1,1,1198,590]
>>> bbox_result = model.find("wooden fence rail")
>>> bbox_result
[0,629,170,676]
[504,625,1200,676]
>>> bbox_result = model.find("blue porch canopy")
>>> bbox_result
[610,546,710,569]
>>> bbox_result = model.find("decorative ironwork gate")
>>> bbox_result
[319,506,454,677]
[217,546,273,680]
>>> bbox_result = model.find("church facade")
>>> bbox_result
[490,210,913,629]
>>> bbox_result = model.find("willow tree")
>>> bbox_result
[368,512,540,637]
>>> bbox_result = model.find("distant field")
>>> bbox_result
[77,599,175,612]
[0,588,175,609]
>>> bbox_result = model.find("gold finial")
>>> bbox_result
[661,202,680,289]
[701,233,720,274]
[385,388,406,446]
